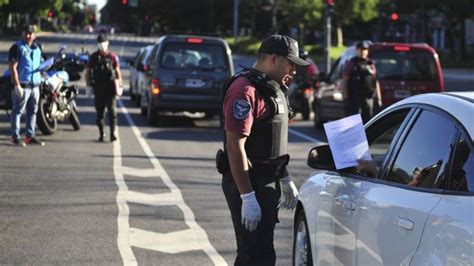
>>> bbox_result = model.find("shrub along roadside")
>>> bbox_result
[224,36,346,66]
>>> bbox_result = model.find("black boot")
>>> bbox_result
[110,125,117,142]
[97,121,105,142]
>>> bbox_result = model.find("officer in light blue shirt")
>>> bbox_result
[8,25,44,146]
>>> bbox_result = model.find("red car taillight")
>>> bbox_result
[151,78,160,95]
[187,38,203,44]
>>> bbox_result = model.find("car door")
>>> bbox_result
[356,108,458,265]
[411,131,474,265]
[312,108,413,265]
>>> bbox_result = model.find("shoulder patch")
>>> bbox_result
[233,100,251,120]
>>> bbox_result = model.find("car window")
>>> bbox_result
[159,42,227,71]
[146,45,159,71]
[133,50,142,67]
[447,134,474,192]
[371,50,438,81]
[328,58,341,83]
[138,47,151,64]
[387,110,456,189]
[368,109,410,160]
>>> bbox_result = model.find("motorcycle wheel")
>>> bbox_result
[301,100,310,121]
[37,98,57,135]
[69,109,81,131]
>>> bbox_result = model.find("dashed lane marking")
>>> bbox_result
[114,99,227,265]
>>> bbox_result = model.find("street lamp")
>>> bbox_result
[233,0,239,43]
[324,0,333,72]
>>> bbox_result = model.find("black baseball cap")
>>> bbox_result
[258,35,309,66]
[22,24,37,33]
[356,41,370,49]
[97,34,108,43]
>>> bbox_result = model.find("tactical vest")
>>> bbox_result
[90,51,116,86]
[348,57,376,98]
[15,40,42,86]
[222,69,290,161]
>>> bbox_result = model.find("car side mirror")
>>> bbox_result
[307,144,336,170]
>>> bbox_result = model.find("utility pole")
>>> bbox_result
[233,0,239,43]
[324,0,334,73]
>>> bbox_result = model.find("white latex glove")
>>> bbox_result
[14,85,24,99]
[280,176,299,209]
[240,191,262,232]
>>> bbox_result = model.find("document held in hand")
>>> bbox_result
[323,114,372,169]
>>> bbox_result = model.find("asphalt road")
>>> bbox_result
[0,33,471,265]
[0,33,322,265]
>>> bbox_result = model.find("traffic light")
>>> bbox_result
[390,13,399,21]
[325,0,334,7]
[121,0,128,4]
[47,11,54,17]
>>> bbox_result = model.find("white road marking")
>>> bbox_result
[288,127,320,143]
[114,99,227,265]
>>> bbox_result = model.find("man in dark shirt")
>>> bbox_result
[85,34,122,142]
[341,41,382,123]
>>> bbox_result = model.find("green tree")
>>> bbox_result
[397,0,474,57]
[332,0,380,46]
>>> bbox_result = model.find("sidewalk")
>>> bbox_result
[443,69,474,81]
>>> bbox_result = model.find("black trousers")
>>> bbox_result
[94,93,117,131]
[222,172,279,266]
[346,96,374,123]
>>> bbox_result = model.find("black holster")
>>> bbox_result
[249,154,290,187]
[216,149,229,174]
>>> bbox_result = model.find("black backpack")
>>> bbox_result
[348,57,376,98]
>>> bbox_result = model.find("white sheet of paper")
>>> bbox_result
[323,114,372,169]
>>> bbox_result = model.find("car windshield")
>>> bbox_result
[159,42,227,71]
[371,50,439,81]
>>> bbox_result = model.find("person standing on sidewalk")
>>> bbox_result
[85,34,122,142]
[8,24,44,146]
[217,35,304,265]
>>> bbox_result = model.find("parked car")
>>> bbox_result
[139,35,234,125]
[129,45,153,106]
[313,42,445,128]
[129,47,147,101]
[294,92,473,265]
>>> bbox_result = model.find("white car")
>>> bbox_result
[294,92,474,265]
[129,45,153,106]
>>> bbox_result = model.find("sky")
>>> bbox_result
[87,0,106,10]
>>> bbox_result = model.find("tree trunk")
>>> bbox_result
[460,19,466,58]
[337,24,343,47]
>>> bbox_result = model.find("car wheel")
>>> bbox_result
[135,94,141,107]
[146,99,161,126]
[293,209,313,266]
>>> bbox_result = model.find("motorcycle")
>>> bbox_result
[0,47,87,135]
[288,74,314,121]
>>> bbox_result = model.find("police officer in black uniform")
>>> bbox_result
[85,34,122,142]
[342,41,382,123]
[217,35,307,265]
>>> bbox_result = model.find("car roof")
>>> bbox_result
[387,92,474,141]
